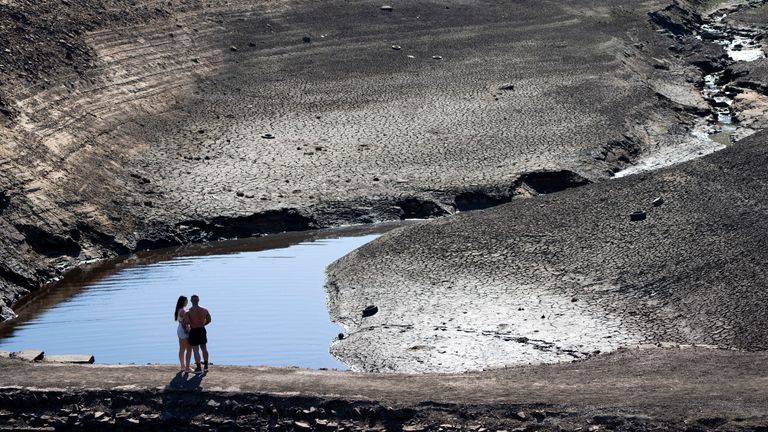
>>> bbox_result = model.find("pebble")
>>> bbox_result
[432,55,443,60]
[392,45,402,50]
[380,5,393,11]
[630,210,647,221]
[261,133,275,139]
[302,36,311,43]
[652,197,664,207]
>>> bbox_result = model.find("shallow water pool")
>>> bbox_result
[0,224,402,368]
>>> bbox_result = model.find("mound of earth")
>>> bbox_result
[327,129,768,373]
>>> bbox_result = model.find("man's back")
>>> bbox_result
[186,305,209,328]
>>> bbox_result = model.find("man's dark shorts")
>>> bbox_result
[189,327,207,346]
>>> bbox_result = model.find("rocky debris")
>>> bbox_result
[302,36,311,43]
[10,350,44,362]
[652,197,664,207]
[432,55,443,60]
[261,133,275,139]
[391,45,402,50]
[380,5,393,11]
[43,354,95,364]
[362,305,378,317]
[630,210,647,221]
[498,83,515,91]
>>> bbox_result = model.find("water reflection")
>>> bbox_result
[0,223,406,368]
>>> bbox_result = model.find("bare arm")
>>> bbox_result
[205,310,212,326]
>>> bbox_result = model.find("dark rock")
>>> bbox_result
[432,55,443,60]
[391,45,402,50]
[261,133,275,139]
[380,5,393,11]
[499,83,515,91]
[230,46,238,52]
[630,211,647,221]
[652,197,664,207]
[362,305,379,317]
[302,36,311,43]
[338,333,345,340]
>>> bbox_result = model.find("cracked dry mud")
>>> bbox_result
[327,129,768,373]
[2,0,768,430]
[0,0,728,319]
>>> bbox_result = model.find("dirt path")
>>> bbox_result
[1,347,768,430]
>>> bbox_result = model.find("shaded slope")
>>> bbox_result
[327,130,768,372]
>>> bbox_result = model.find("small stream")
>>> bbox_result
[616,3,765,177]
[0,223,405,368]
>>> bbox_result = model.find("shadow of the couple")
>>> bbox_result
[166,370,206,391]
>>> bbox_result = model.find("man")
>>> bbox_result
[185,294,212,374]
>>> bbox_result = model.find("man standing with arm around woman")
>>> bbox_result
[186,294,212,374]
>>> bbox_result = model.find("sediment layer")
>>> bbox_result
[327,126,768,372]
[0,0,736,319]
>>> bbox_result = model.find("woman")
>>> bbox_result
[174,295,193,373]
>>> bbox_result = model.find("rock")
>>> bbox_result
[261,133,275,139]
[391,45,402,50]
[652,197,664,207]
[514,411,527,421]
[432,55,443,60]
[0,351,11,359]
[229,46,238,52]
[380,5,393,11]
[12,350,44,362]
[338,333,345,340]
[248,42,257,47]
[499,83,515,91]
[43,354,95,364]
[294,421,312,430]
[362,305,379,317]
[236,191,244,197]
[403,425,427,432]
[630,210,647,221]
[302,36,311,43]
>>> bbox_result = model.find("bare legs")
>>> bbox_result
[178,338,191,371]
[201,343,209,366]
[190,344,209,372]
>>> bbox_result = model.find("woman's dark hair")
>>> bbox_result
[174,296,188,321]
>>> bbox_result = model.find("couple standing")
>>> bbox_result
[175,294,211,374]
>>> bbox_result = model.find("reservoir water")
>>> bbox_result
[0,224,403,368]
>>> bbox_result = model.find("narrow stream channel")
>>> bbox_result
[615,2,765,177]
[0,223,406,368]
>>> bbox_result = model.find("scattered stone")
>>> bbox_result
[302,36,311,43]
[499,83,515,91]
[229,46,238,52]
[294,421,312,430]
[0,351,10,359]
[261,133,275,139]
[391,45,402,50]
[630,210,647,221]
[362,305,379,317]
[43,354,94,364]
[338,333,345,340]
[652,197,664,207]
[432,55,443,60]
[11,350,44,362]
[236,191,244,197]
[380,5,393,11]
[248,42,257,47]
[515,411,527,421]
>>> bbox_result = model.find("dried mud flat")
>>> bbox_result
[1,0,768,430]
